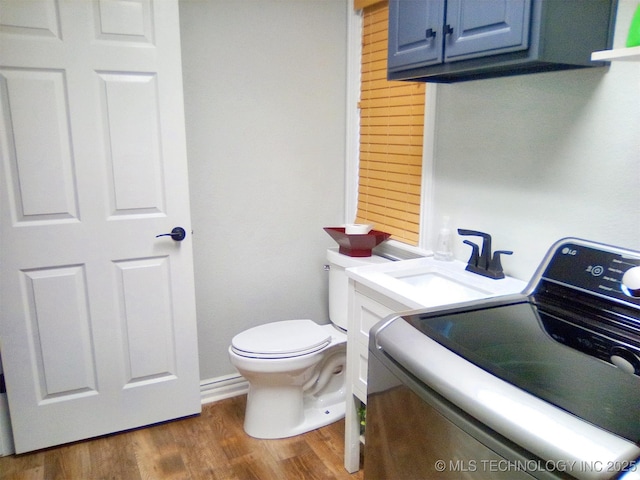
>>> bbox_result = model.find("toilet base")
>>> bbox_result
[243,392,346,440]
[241,347,347,439]
[292,397,346,438]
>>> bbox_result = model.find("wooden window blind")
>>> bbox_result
[356,1,425,246]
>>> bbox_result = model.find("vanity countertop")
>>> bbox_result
[346,256,527,310]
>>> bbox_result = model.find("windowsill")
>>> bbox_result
[373,239,433,261]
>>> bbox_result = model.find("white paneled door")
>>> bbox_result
[0,0,201,453]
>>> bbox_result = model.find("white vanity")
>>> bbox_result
[343,256,526,472]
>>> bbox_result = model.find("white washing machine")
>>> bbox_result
[366,238,640,480]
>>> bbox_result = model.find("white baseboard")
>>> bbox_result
[200,373,248,405]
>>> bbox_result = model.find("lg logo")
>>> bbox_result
[562,247,578,256]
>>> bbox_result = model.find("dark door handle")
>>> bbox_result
[425,28,436,39]
[156,227,186,241]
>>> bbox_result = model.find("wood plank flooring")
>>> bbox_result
[0,395,364,480]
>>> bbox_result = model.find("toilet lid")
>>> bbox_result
[231,319,331,359]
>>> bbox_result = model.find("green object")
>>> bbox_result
[627,4,640,47]
[358,405,366,435]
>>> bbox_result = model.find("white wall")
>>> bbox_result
[430,0,640,281]
[179,0,349,380]
[180,0,638,381]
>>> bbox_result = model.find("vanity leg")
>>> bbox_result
[344,391,361,473]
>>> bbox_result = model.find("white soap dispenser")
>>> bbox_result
[434,215,454,261]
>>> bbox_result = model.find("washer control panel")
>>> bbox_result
[537,240,640,376]
[542,241,640,306]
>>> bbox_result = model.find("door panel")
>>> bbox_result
[99,73,165,215]
[96,0,152,40]
[0,0,200,453]
[115,256,176,384]
[0,0,60,38]
[22,265,97,400]
[1,69,79,222]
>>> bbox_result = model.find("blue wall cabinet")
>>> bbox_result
[388,0,618,83]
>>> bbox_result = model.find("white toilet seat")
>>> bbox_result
[231,319,332,359]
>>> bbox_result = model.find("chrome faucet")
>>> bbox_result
[457,229,512,279]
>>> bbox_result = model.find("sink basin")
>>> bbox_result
[388,267,492,303]
[391,271,491,300]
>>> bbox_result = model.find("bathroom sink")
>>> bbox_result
[388,267,492,303]
[346,256,526,309]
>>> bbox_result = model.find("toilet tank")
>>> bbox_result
[326,248,391,330]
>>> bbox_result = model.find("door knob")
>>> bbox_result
[156,227,186,241]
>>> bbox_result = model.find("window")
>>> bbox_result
[355,1,426,246]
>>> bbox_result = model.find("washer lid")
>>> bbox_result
[231,319,331,358]
[401,301,640,444]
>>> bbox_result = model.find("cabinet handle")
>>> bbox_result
[425,28,436,39]
[444,24,454,35]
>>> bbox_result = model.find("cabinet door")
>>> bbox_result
[388,0,445,71]
[445,0,531,62]
[349,287,409,402]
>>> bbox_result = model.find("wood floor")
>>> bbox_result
[0,395,364,480]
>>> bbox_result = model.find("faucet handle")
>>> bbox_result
[457,229,490,240]
[488,250,513,279]
[462,240,480,268]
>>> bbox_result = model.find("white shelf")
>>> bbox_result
[591,46,640,61]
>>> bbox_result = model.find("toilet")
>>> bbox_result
[228,248,389,439]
